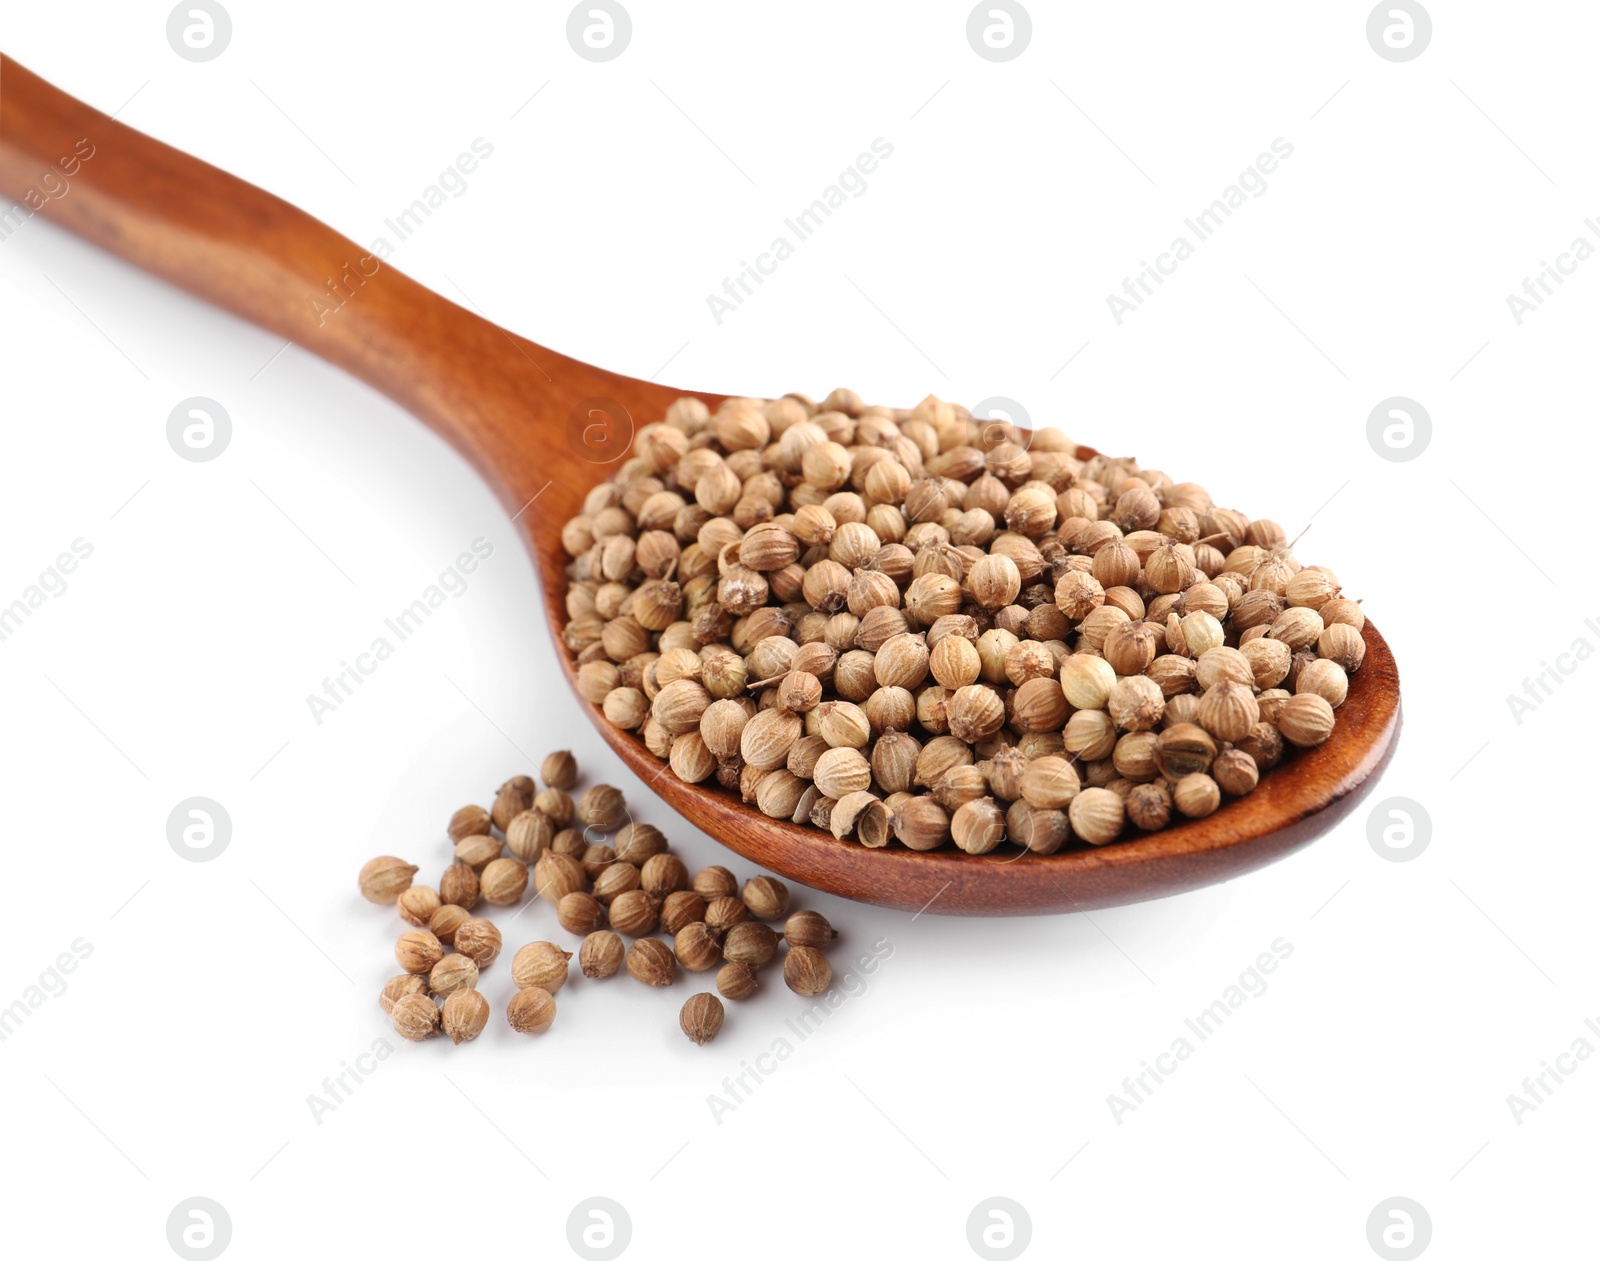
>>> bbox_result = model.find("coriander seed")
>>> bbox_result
[359,856,418,905]
[448,805,492,841]
[723,921,779,967]
[609,890,662,936]
[439,860,481,911]
[1278,693,1336,746]
[578,784,628,832]
[442,989,490,1044]
[660,890,709,934]
[453,918,502,968]
[534,851,586,905]
[680,993,726,1046]
[425,908,467,947]
[395,930,443,975]
[592,861,641,904]
[397,884,441,927]
[717,961,759,1001]
[512,941,572,993]
[380,973,427,1015]
[1068,787,1125,846]
[783,946,833,997]
[782,910,836,950]
[542,749,578,789]
[741,876,790,920]
[626,937,677,987]
[480,857,529,907]
[506,810,554,863]
[703,895,750,935]
[429,954,479,995]
[557,891,606,936]
[640,853,690,897]
[506,987,557,1034]
[674,922,722,972]
[579,930,625,978]
[391,992,440,1042]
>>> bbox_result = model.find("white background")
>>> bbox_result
[1,3,1593,1258]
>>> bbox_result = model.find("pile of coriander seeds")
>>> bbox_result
[359,751,839,1047]
[560,390,1366,854]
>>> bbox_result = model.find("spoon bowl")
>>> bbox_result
[0,56,1401,914]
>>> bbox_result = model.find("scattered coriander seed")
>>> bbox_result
[442,989,490,1044]
[397,884,441,927]
[454,833,504,871]
[391,992,441,1042]
[579,930,625,979]
[609,889,662,936]
[542,749,579,790]
[551,828,588,859]
[534,787,575,827]
[425,908,467,947]
[557,891,607,936]
[439,860,481,911]
[506,986,557,1034]
[395,930,443,975]
[429,954,479,995]
[493,775,536,832]
[704,894,750,934]
[533,851,586,905]
[660,890,709,934]
[723,921,779,967]
[480,857,529,907]
[447,805,492,842]
[742,876,793,915]
[380,973,427,1015]
[626,937,677,986]
[511,941,573,993]
[640,853,690,897]
[680,993,726,1046]
[592,862,641,904]
[453,918,502,968]
[505,810,554,863]
[782,910,836,950]
[614,823,669,867]
[578,784,629,832]
[674,922,723,972]
[581,843,617,882]
[359,856,418,905]
[717,961,759,1001]
[783,946,833,997]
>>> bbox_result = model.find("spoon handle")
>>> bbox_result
[0,53,563,514]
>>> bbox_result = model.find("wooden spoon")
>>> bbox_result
[0,57,1400,915]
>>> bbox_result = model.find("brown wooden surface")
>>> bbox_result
[0,56,1402,915]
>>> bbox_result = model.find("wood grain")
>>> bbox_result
[0,55,1401,914]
